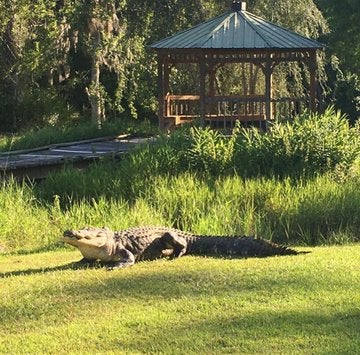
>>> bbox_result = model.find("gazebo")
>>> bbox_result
[149,1,324,130]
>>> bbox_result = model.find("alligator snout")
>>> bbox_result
[63,230,81,239]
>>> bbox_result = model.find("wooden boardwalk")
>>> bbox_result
[0,135,154,180]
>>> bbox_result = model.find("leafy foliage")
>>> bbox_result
[109,108,360,180]
[0,0,331,131]
[315,0,360,121]
[233,107,360,177]
[20,109,359,251]
[316,0,360,75]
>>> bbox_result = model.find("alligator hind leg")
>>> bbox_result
[140,231,188,261]
[159,231,187,258]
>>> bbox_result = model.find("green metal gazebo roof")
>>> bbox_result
[150,2,323,50]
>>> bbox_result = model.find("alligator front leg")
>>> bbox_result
[72,257,99,268]
[107,248,136,270]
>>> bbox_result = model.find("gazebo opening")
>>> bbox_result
[150,1,323,131]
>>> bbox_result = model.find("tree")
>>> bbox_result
[0,0,60,129]
[315,0,360,121]
[59,0,141,126]
[0,0,334,131]
[316,0,359,74]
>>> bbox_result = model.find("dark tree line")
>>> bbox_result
[315,0,360,123]
[0,0,357,132]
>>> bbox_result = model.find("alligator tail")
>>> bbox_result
[186,236,306,257]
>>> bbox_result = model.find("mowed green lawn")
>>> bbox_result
[0,245,359,354]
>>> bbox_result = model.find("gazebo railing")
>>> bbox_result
[205,95,266,121]
[164,94,308,128]
[165,94,200,119]
[272,97,308,121]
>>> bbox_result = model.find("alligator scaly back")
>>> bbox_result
[117,227,305,257]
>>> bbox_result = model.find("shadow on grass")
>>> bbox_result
[0,260,104,278]
[0,251,309,279]
[115,309,360,353]
[0,256,320,302]
[1,252,359,353]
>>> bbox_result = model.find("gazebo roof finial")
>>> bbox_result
[231,1,246,12]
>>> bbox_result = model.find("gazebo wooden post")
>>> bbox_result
[164,61,170,97]
[309,50,317,112]
[264,57,273,121]
[163,60,171,118]
[208,65,216,97]
[199,56,207,127]
[208,63,217,121]
[157,54,165,130]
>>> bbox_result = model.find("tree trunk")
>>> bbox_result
[3,17,22,131]
[86,57,103,127]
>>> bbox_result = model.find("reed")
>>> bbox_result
[1,170,360,253]
[1,108,359,253]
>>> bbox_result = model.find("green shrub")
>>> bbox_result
[10,107,359,252]
[105,107,360,180]
[38,107,360,204]
[111,125,235,178]
[178,127,235,175]
[233,107,360,178]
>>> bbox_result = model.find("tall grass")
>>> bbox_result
[1,170,360,253]
[0,118,156,152]
[1,108,360,253]
[0,179,55,251]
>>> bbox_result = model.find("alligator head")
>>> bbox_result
[63,227,116,261]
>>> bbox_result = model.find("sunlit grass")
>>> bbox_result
[0,111,359,354]
[1,171,360,254]
[0,245,359,354]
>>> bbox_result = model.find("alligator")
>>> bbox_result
[62,226,307,269]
